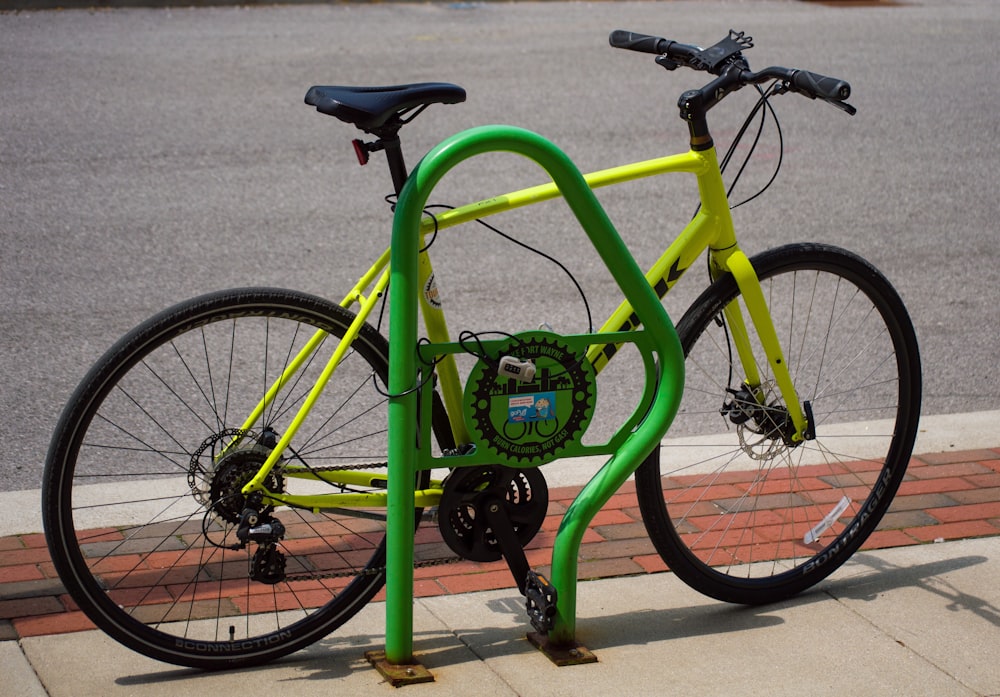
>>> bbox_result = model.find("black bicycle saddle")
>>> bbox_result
[305,83,466,133]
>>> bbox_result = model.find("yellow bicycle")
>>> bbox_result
[43,28,921,669]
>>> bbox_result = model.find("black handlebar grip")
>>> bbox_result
[792,70,851,101]
[609,30,671,55]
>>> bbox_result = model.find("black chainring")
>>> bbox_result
[437,465,548,562]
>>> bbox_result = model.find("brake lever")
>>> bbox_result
[773,79,857,116]
[655,54,680,71]
[825,98,857,116]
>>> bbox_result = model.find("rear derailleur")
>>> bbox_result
[231,491,287,585]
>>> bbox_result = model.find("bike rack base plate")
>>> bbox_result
[527,632,598,666]
[365,650,435,686]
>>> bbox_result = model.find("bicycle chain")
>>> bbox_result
[291,461,388,472]
[283,555,463,584]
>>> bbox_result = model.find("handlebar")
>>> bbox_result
[791,69,851,102]
[608,30,700,61]
[609,29,854,112]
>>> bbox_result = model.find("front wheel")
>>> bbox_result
[43,288,429,669]
[636,244,921,604]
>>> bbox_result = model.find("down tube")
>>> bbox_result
[587,210,720,373]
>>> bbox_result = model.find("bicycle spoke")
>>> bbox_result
[638,245,919,603]
[43,289,431,668]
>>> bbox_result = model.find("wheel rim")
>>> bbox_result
[652,249,918,594]
[47,292,401,663]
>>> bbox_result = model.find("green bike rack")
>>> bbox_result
[385,125,685,670]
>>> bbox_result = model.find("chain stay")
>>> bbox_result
[276,460,463,582]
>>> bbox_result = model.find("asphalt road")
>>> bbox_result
[2,0,997,492]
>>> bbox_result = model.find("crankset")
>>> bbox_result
[437,465,548,593]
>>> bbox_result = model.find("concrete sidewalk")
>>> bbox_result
[4,535,1000,696]
[3,428,999,695]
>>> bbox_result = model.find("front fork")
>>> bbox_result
[712,246,810,443]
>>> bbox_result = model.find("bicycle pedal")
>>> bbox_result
[524,570,558,634]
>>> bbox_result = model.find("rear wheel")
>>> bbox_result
[636,244,921,604]
[43,288,432,668]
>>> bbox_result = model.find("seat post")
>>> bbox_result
[383,137,409,196]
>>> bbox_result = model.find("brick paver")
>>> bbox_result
[3,446,999,640]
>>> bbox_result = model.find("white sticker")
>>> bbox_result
[804,495,851,545]
[423,273,442,309]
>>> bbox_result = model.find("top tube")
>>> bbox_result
[417,150,712,236]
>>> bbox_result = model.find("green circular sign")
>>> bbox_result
[463,332,595,467]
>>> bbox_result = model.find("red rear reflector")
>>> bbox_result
[352,139,369,166]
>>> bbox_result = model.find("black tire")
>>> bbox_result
[43,288,431,669]
[636,244,921,604]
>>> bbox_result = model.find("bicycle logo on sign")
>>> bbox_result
[502,391,559,440]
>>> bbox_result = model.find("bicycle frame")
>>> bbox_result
[239,135,808,507]
[230,128,811,666]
